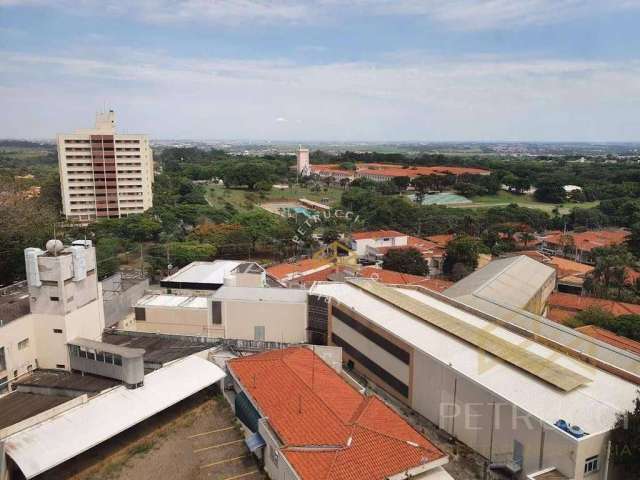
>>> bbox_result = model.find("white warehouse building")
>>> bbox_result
[309,278,640,480]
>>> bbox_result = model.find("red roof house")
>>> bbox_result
[228,347,449,480]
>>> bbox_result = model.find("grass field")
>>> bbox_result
[463,191,599,215]
[207,182,345,212]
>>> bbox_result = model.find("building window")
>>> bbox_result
[114,355,122,366]
[211,301,222,324]
[134,307,146,321]
[53,329,63,334]
[254,326,265,341]
[0,377,7,394]
[56,364,65,369]
[18,338,29,350]
[50,296,60,301]
[584,455,599,474]
[0,347,6,371]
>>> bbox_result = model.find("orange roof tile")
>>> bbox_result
[575,325,640,356]
[228,347,446,480]
[425,234,455,248]
[266,259,333,280]
[310,163,490,179]
[548,292,640,319]
[350,230,406,240]
[543,229,629,253]
[549,256,594,278]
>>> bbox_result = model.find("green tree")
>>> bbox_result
[534,181,566,203]
[391,176,411,190]
[443,235,483,280]
[382,247,429,276]
[233,209,282,252]
[95,237,121,280]
[610,392,640,477]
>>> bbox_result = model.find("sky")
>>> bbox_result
[1,0,640,142]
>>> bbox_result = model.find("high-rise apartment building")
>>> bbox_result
[57,111,153,222]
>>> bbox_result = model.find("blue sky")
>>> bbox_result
[1,1,640,141]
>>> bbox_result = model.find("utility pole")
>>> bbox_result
[140,244,144,278]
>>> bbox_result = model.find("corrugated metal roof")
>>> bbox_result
[349,279,589,392]
[4,355,225,479]
[443,256,555,309]
[310,282,638,434]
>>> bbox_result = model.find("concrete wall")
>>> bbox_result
[102,274,149,327]
[31,293,104,370]
[0,315,37,388]
[223,300,307,343]
[352,236,408,256]
[134,305,222,337]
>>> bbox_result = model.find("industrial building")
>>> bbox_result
[309,275,640,480]
[443,255,556,316]
[226,346,453,480]
[57,111,154,222]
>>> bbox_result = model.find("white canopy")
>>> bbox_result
[4,355,225,479]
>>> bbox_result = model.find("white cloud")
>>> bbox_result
[1,48,639,140]
[3,0,640,29]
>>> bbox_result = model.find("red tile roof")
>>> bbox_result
[310,163,490,179]
[266,259,333,280]
[575,325,640,356]
[424,234,455,248]
[548,292,640,322]
[543,229,629,253]
[358,267,452,291]
[229,347,446,480]
[350,230,406,240]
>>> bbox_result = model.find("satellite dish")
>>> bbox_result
[45,239,64,254]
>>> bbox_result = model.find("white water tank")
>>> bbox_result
[45,239,64,255]
[24,248,44,287]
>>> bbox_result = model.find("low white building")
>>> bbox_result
[131,286,308,344]
[160,260,278,295]
[349,230,409,257]
[309,278,639,480]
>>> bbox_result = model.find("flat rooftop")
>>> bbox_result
[136,294,208,309]
[212,286,307,303]
[310,281,638,434]
[14,370,120,395]
[102,332,211,366]
[0,392,69,430]
[160,260,244,289]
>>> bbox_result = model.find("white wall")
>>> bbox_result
[352,236,408,256]
[0,315,38,385]
[223,301,307,343]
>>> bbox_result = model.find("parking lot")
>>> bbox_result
[55,391,264,480]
